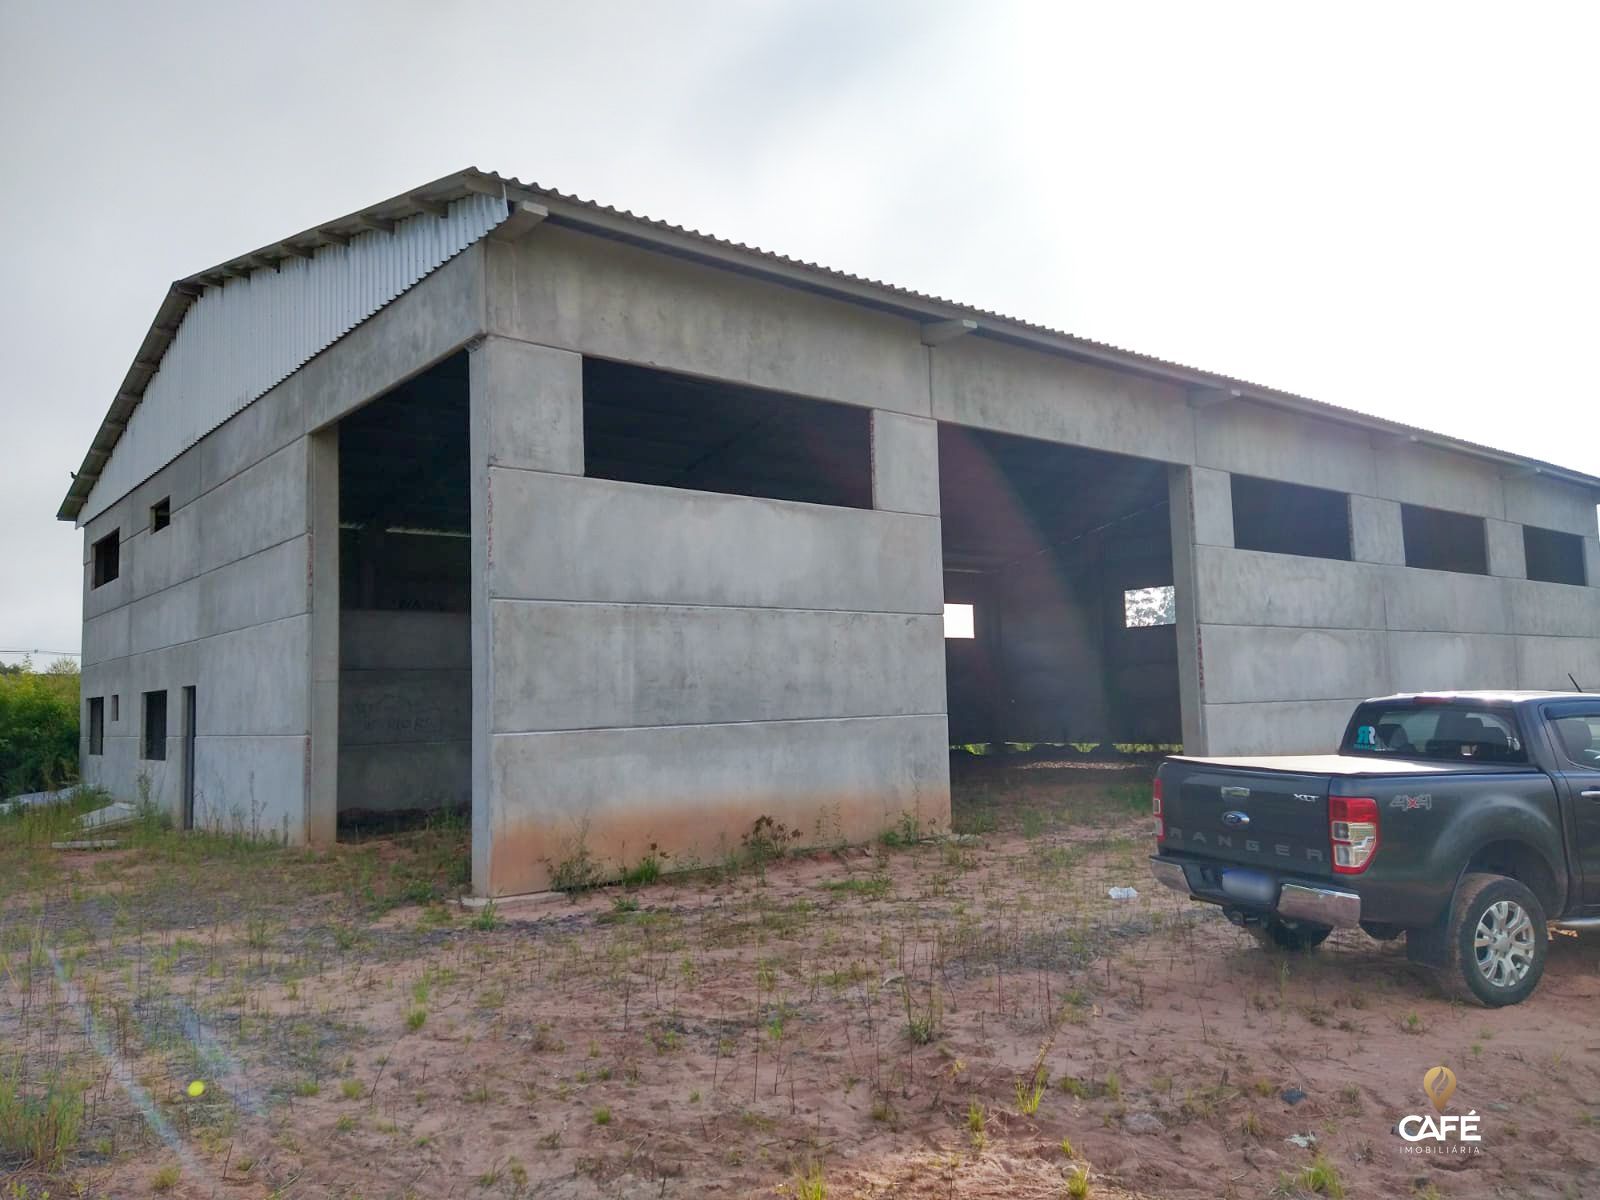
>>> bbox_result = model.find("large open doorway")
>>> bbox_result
[938,425,1182,756]
[335,353,472,831]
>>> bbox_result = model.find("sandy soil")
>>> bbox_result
[7,762,1600,1199]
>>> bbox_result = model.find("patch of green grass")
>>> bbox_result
[406,1007,428,1032]
[619,846,665,887]
[339,1078,364,1101]
[0,1065,83,1172]
[593,1105,611,1125]
[818,875,890,900]
[793,1161,828,1200]
[1288,1153,1345,1197]
[469,901,501,931]
[150,1163,181,1191]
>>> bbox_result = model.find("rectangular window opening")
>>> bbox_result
[1402,504,1488,575]
[150,497,171,532]
[142,689,167,761]
[582,358,873,509]
[111,694,119,722]
[1523,525,1587,586]
[92,530,120,588]
[88,697,104,756]
[1231,475,1351,560]
[943,602,976,639]
[1124,585,1177,628]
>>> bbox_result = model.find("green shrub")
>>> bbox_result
[0,665,80,796]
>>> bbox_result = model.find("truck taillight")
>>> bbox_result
[1153,778,1164,841]
[1330,796,1378,874]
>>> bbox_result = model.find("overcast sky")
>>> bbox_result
[2,0,1596,663]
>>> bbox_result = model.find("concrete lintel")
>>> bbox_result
[921,318,978,347]
[490,200,549,242]
[1187,385,1242,410]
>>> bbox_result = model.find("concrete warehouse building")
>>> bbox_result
[61,169,1600,895]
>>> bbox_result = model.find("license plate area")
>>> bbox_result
[1218,868,1278,906]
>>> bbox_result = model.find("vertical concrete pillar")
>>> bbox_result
[1485,519,1527,579]
[1168,465,1209,755]
[1349,495,1406,565]
[467,335,585,895]
[306,427,339,845]
[871,411,940,516]
[1585,535,1600,589]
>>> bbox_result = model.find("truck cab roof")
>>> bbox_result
[1363,690,1588,708]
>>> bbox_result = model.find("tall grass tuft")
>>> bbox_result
[0,1063,84,1172]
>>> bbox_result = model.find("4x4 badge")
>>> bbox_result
[1391,794,1433,811]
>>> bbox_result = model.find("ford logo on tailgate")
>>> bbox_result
[1221,810,1251,829]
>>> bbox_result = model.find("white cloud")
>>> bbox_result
[2,0,1595,658]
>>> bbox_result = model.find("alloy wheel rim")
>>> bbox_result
[1473,899,1535,988]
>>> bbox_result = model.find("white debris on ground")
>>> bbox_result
[77,801,138,831]
[1107,886,1139,901]
[0,783,81,815]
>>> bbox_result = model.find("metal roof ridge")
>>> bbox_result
[59,167,1600,522]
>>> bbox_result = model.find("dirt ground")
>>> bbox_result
[4,758,1600,1199]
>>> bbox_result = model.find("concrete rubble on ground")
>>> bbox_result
[0,783,81,815]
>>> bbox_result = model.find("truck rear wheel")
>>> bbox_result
[1251,918,1332,953]
[1441,873,1547,1007]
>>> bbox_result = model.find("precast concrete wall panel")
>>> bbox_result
[490,602,944,732]
[486,230,931,417]
[487,472,944,615]
[487,715,949,886]
[929,337,1193,463]
[1194,547,1387,630]
[1195,403,1377,496]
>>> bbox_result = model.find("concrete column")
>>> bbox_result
[468,348,494,892]
[1168,465,1208,755]
[1486,519,1527,579]
[469,335,584,474]
[1586,536,1600,588]
[467,335,587,893]
[305,428,339,845]
[1350,495,1406,565]
[1189,466,1234,548]
[871,411,940,515]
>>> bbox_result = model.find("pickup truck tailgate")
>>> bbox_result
[1160,761,1332,878]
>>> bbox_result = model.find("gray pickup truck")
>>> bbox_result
[1149,691,1600,1006]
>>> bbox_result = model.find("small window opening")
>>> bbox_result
[943,603,975,639]
[142,689,167,761]
[1124,585,1177,628]
[1523,525,1587,586]
[150,497,171,532]
[1402,504,1488,575]
[92,530,120,588]
[87,697,104,756]
[111,694,120,722]
[582,359,873,509]
[1231,475,1351,560]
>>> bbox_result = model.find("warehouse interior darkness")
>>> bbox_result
[938,425,1181,752]
[335,352,473,828]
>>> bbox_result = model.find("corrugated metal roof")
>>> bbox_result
[59,167,1600,522]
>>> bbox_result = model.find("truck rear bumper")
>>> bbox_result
[1149,856,1361,929]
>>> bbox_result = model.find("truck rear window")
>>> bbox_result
[1343,702,1527,764]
